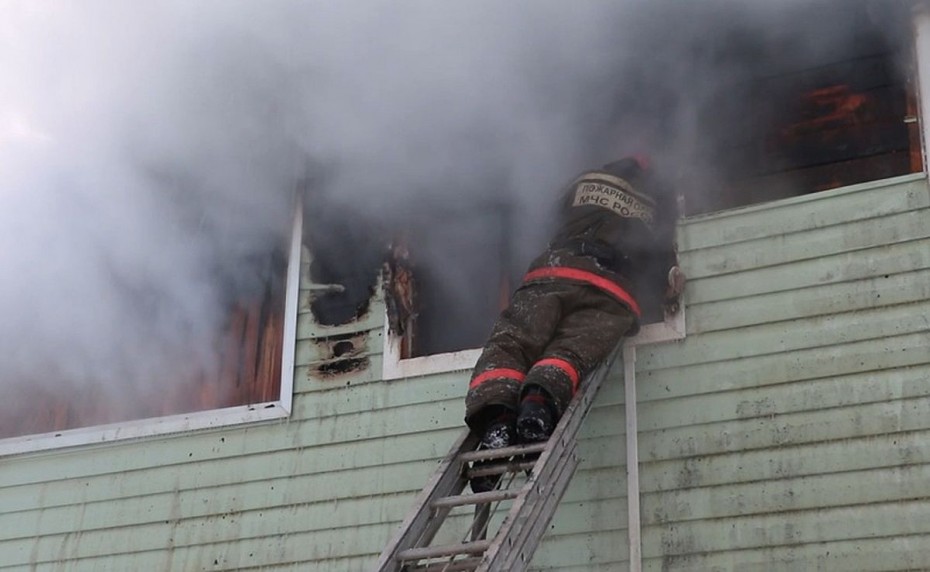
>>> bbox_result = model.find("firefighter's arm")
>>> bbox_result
[656,189,685,313]
[664,265,686,314]
[666,265,686,299]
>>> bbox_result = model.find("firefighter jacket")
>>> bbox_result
[523,168,679,331]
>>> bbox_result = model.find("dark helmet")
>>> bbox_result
[600,155,651,187]
[601,154,674,211]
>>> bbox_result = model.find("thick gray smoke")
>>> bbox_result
[0,1,905,421]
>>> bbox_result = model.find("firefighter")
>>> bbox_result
[465,156,685,492]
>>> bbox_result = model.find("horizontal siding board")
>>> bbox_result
[0,553,380,572]
[684,206,930,280]
[15,532,925,572]
[530,530,629,570]
[0,484,417,545]
[0,421,459,489]
[0,495,625,567]
[0,372,626,489]
[641,534,930,572]
[677,174,927,251]
[639,298,930,372]
[294,366,623,424]
[641,463,930,525]
[637,363,930,433]
[0,522,392,571]
[640,500,930,558]
[685,265,930,334]
[532,565,631,572]
[0,494,408,565]
[0,522,392,569]
[292,351,487,395]
[0,440,626,543]
[639,394,930,462]
[0,402,626,512]
[293,354,384,392]
[0,431,451,507]
[639,330,930,402]
[0,417,626,521]
[295,306,383,340]
[236,557,377,572]
[292,374,464,418]
[0,428,627,519]
[642,428,930,493]
[235,561,373,572]
[685,235,930,305]
[294,330,380,366]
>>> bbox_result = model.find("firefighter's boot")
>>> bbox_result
[516,387,556,443]
[469,413,516,493]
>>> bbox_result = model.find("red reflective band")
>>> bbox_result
[523,267,642,317]
[533,358,581,393]
[469,368,526,389]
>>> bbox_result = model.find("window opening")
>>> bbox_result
[0,206,302,453]
[687,1,920,214]
[0,261,286,441]
[383,199,682,372]
[395,199,516,358]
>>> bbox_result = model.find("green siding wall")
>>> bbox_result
[637,173,930,571]
[1,174,928,571]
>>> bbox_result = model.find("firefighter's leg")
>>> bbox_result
[464,283,565,431]
[466,283,564,492]
[517,285,636,441]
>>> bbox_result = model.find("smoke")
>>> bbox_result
[0,1,907,419]
[0,2,304,411]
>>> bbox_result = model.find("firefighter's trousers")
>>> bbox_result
[465,280,636,431]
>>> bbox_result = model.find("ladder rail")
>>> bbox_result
[373,429,479,572]
[374,346,622,572]
[500,444,580,571]
[477,351,618,571]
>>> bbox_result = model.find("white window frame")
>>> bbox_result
[381,297,686,380]
[0,204,303,457]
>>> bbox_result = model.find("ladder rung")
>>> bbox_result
[458,442,547,463]
[403,557,483,572]
[431,488,520,509]
[397,540,491,562]
[466,460,537,478]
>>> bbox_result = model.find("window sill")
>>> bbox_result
[381,302,686,380]
[0,402,290,457]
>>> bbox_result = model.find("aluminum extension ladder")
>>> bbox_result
[373,350,618,572]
